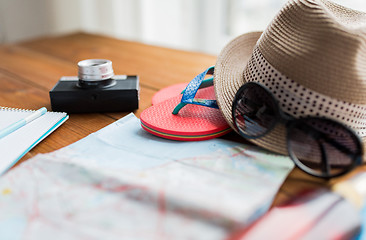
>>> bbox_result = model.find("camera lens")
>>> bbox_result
[77,59,116,88]
[78,59,114,81]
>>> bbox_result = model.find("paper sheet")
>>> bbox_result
[0,113,294,240]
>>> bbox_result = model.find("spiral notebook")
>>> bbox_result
[0,107,68,175]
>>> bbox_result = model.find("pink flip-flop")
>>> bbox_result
[140,67,231,141]
[151,83,187,105]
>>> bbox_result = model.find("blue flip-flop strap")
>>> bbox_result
[172,66,218,115]
[180,77,213,94]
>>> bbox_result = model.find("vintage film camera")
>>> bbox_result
[50,59,139,113]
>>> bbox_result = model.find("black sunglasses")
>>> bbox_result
[232,82,363,179]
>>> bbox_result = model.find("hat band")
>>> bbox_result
[243,47,366,137]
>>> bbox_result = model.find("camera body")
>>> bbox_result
[49,59,139,113]
[50,75,139,113]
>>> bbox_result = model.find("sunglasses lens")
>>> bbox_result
[232,82,278,138]
[287,118,362,178]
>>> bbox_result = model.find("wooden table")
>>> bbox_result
[0,32,359,208]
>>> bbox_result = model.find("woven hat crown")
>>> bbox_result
[257,0,366,104]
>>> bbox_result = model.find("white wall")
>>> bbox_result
[1,0,366,55]
[76,0,229,54]
[0,0,81,43]
[0,0,230,54]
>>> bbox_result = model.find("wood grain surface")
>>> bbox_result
[0,32,361,207]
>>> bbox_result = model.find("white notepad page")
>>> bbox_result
[0,107,68,174]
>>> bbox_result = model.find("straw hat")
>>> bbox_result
[214,0,366,156]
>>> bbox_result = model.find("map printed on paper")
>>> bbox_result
[0,114,294,240]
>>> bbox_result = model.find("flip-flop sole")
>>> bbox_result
[141,121,231,141]
[152,83,187,105]
[140,86,231,141]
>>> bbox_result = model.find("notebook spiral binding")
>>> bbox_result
[0,107,67,115]
[0,107,35,112]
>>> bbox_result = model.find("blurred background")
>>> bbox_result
[0,0,365,55]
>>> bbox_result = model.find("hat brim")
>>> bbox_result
[214,31,262,129]
[214,31,289,155]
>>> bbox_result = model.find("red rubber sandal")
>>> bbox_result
[140,66,231,141]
